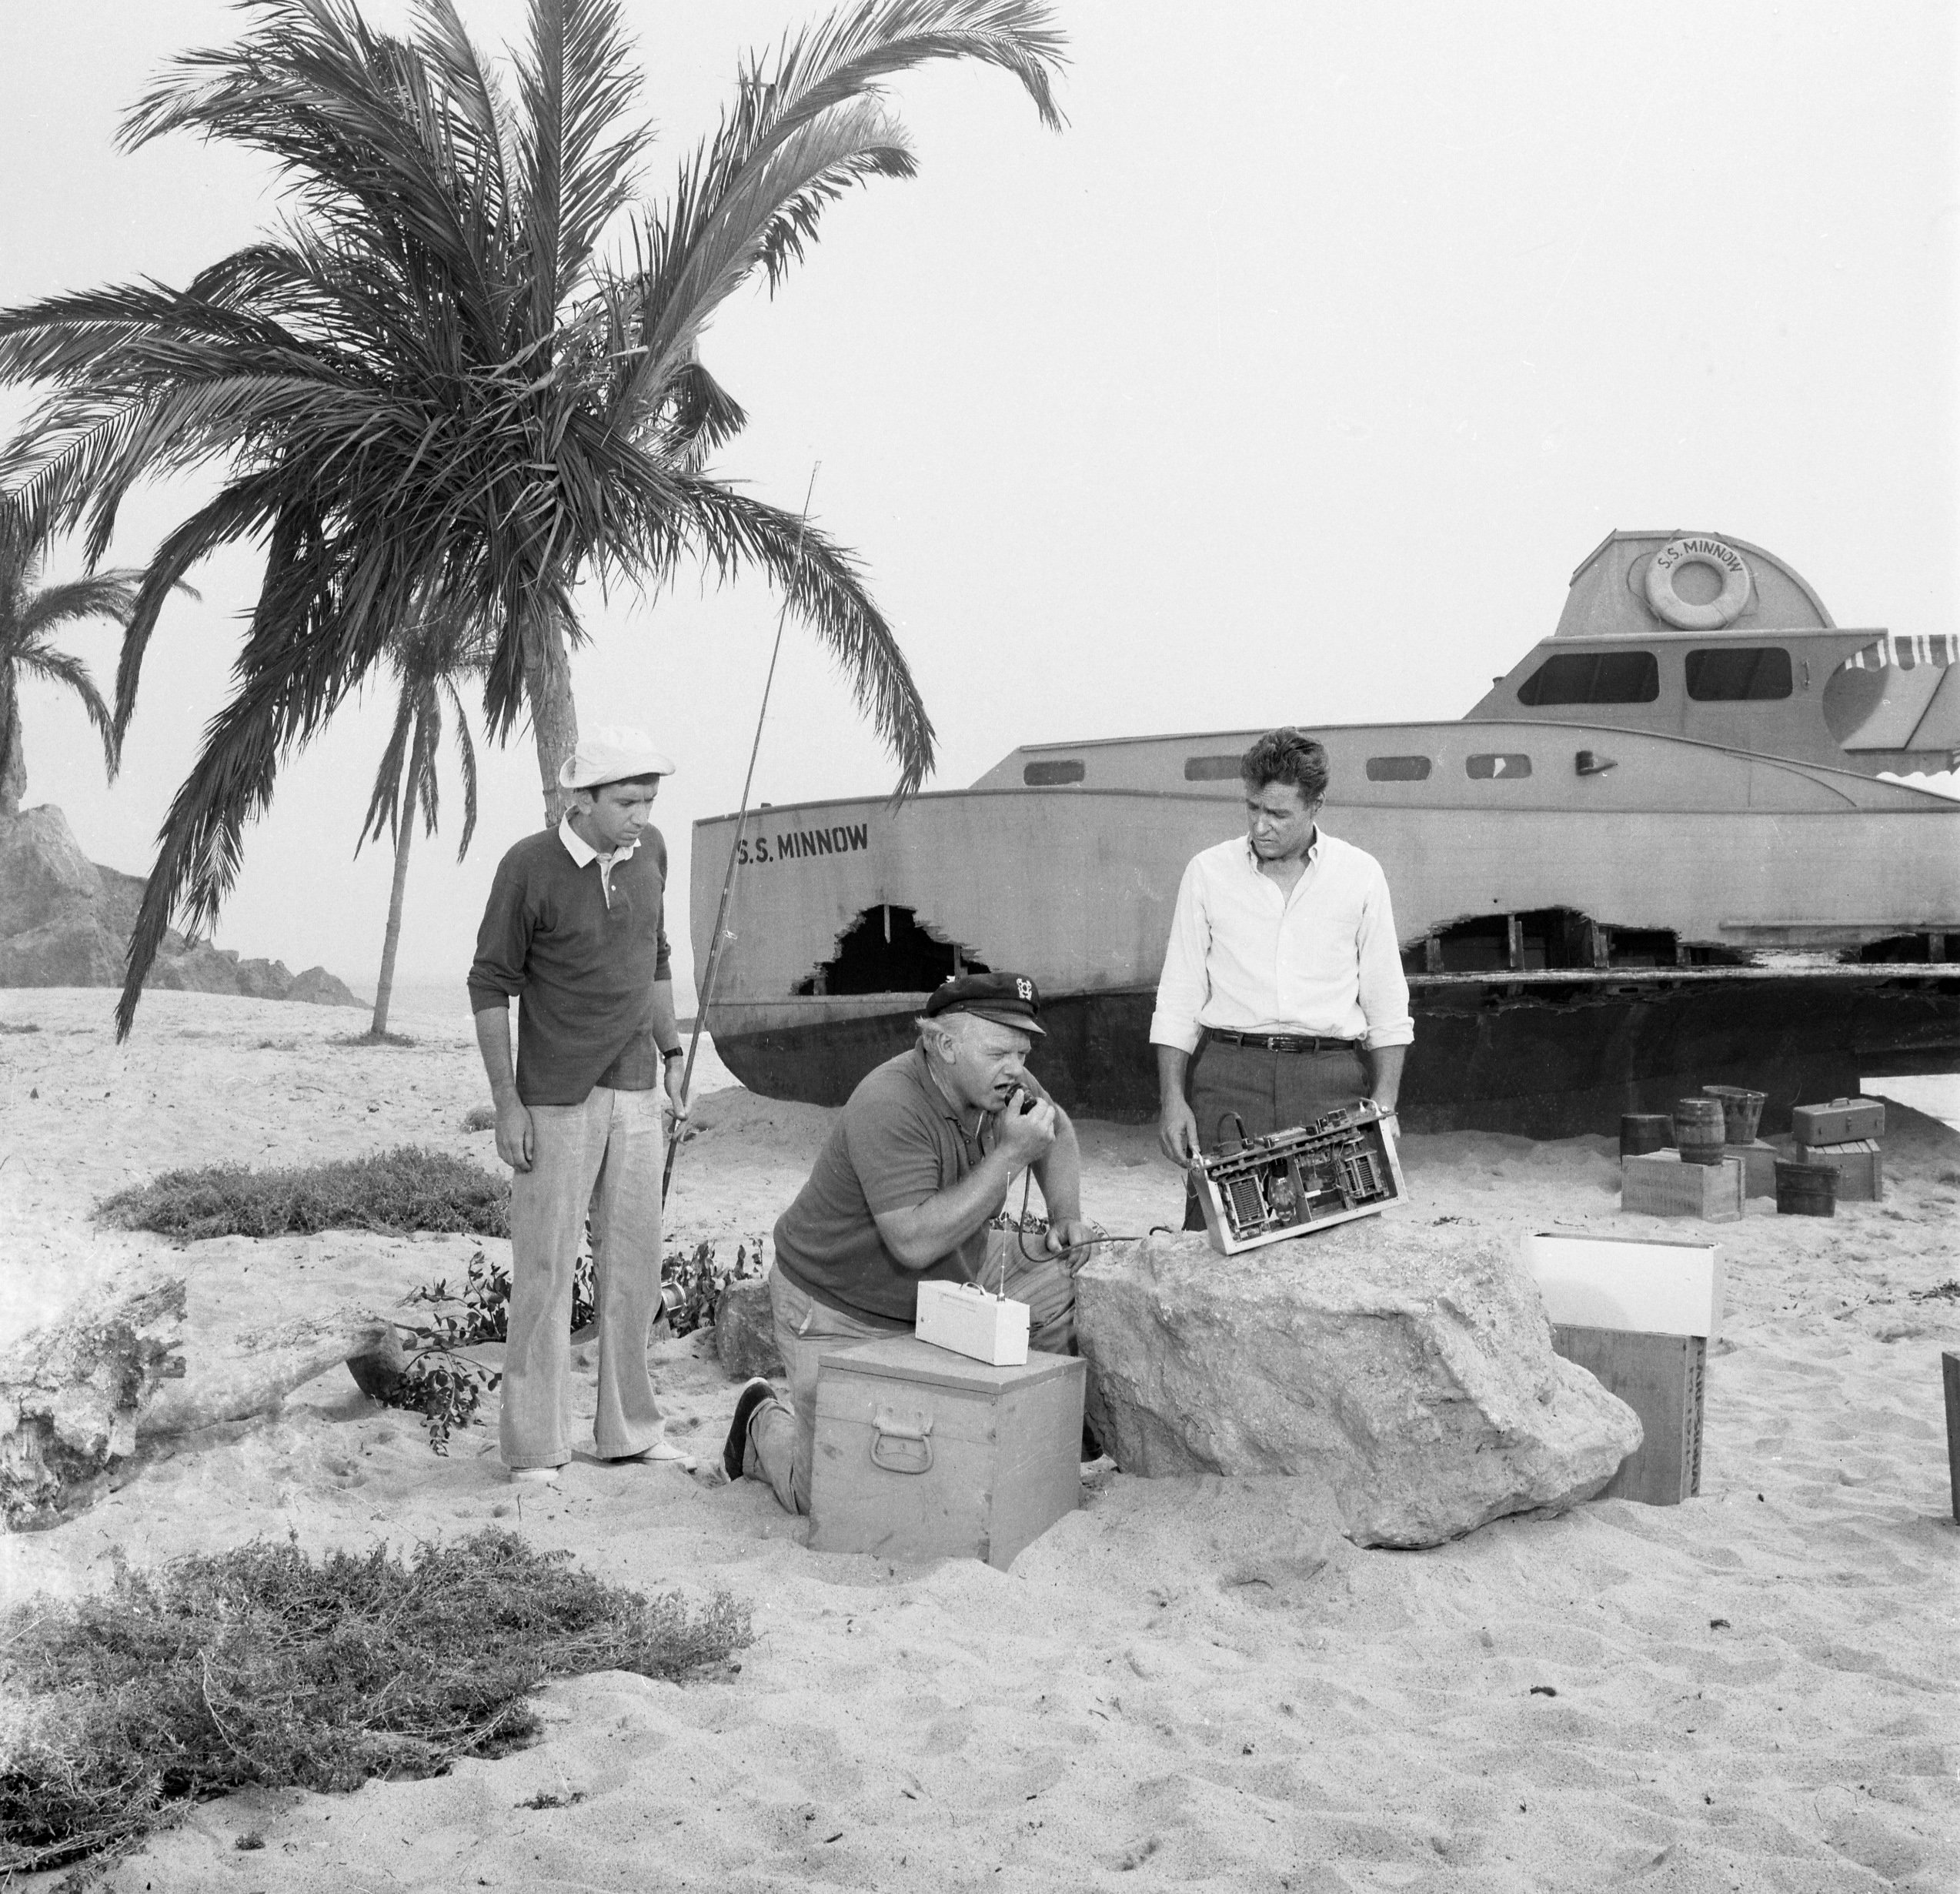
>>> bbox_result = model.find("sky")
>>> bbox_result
[2,0,1954,1014]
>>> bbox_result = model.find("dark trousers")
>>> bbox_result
[1182,1038,1372,1231]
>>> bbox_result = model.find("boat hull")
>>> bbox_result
[706,967,1960,1137]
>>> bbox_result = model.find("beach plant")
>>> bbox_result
[0,0,1067,1039]
[384,1236,765,1451]
[0,1528,752,1873]
[0,505,139,819]
[95,1145,511,1240]
[356,601,491,1039]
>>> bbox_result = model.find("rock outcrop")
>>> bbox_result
[0,804,361,1005]
[1076,1222,1641,1549]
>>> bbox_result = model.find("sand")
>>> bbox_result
[2,987,1955,1891]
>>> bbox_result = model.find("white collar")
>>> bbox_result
[558,813,640,867]
[1243,827,1321,873]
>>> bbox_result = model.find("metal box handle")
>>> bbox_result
[870,1405,934,1475]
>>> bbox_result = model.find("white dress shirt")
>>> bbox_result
[558,813,641,908]
[1149,829,1415,1054]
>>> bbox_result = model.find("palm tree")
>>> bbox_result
[0,508,137,819]
[0,0,1065,1037]
[358,602,486,1039]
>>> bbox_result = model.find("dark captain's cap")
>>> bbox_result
[924,971,1046,1037]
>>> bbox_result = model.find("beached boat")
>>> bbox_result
[691,531,1960,1134]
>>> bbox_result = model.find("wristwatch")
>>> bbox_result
[661,1047,685,1063]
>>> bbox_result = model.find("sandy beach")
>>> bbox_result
[2,987,1955,1892]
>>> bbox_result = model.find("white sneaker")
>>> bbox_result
[613,1438,688,1464]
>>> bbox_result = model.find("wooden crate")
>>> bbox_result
[1793,1097,1885,1145]
[809,1335,1084,1570]
[1796,1137,1882,1202]
[1552,1325,1706,1505]
[1621,1151,1745,1222]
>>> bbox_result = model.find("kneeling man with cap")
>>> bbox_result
[467,727,690,1482]
[726,973,1092,1515]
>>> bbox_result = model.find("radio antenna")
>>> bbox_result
[662,463,820,1206]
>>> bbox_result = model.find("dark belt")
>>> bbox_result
[1203,1029,1364,1054]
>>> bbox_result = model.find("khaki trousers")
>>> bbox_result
[500,1086,665,1470]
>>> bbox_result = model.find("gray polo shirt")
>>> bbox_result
[773,1047,999,1324]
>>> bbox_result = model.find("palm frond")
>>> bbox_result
[12,641,120,780]
[359,674,419,850]
[442,673,479,857]
[16,573,144,638]
[661,473,935,793]
[511,0,646,335]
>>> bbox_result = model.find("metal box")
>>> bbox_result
[1551,1325,1706,1505]
[1795,1137,1883,1202]
[1620,1150,1745,1222]
[808,1335,1084,1569]
[1194,1101,1407,1254]
[1792,1097,1885,1145]
[914,1279,1030,1367]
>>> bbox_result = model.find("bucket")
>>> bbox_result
[1673,1097,1727,1166]
[1702,1084,1767,1145]
[1775,1159,1838,1218]
[1619,1113,1674,1159]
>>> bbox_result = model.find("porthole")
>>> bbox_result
[1023,760,1084,786]
[1467,753,1532,780]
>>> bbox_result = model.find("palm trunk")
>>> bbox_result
[0,678,24,820]
[370,777,416,1038]
[523,628,579,830]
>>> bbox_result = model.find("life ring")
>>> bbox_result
[1644,536,1752,630]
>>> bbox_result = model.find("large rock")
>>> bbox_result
[1076,1223,1641,1549]
[0,805,362,1006]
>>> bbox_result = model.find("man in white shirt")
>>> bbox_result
[1151,728,1414,1228]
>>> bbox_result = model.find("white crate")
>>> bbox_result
[915,1279,1030,1367]
[1524,1231,1725,1341]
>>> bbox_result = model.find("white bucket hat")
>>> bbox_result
[558,725,676,790]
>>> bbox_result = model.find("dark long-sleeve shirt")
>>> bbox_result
[466,823,673,1106]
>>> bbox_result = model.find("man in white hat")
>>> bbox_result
[467,726,690,1481]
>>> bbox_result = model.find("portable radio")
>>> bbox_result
[1193,1101,1407,1254]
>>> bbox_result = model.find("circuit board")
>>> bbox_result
[1193,1101,1407,1254]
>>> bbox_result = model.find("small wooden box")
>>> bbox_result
[1621,1151,1745,1222]
[1792,1097,1885,1145]
[1552,1324,1706,1505]
[1796,1137,1883,1202]
[809,1335,1084,1570]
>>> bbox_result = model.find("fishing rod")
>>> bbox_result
[662,464,820,1207]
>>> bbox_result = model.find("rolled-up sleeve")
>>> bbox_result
[1148,856,1211,1054]
[1356,866,1414,1049]
[466,860,529,1014]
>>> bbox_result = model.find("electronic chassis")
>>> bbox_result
[1194,1101,1407,1254]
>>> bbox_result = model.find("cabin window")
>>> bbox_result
[1184,755,1244,781]
[1685,646,1793,701]
[1515,650,1660,705]
[1366,755,1431,781]
[1023,760,1085,786]
[1467,753,1532,780]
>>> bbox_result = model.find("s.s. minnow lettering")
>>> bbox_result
[736,821,870,867]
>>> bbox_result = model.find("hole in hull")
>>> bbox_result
[1402,907,1751,975]
[793,904,993,997]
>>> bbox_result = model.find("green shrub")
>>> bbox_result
[0,1531,750,1874]
[96,1147,510,1241]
